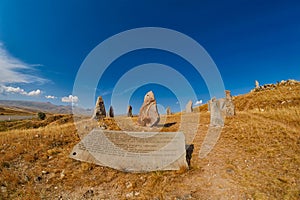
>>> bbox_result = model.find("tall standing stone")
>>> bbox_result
[137,91,160,127]
[186,100,193,113]
[92,96,106,120]
[127,105,133,117]
[166,106,171,115]
[224,90,235,116]
[255,80,260,89]
[210,97,224,126]
[109,106,114,118]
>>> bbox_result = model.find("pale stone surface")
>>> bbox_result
[108,106,114,118]
[127,105,133,117]
[92,96,106,120]
[137,91,160,127]
[186,100,193,113]
[210,97,224,126]
[208,90,235,117]
[166,106,171,115]
[255,80,260,88]
[70,129,188,172]
[224,90,235,116]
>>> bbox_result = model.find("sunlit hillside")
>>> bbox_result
[0,80,299,199]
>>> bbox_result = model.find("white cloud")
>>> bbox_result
[45,95,57,99]
[61,95,79,103]
[194,100,203,106]
[27,89,41,96]
[0,42,47,84]
[0,85,41,96]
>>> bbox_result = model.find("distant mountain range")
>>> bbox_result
[0,100,92,116]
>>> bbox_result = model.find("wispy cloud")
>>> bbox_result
[194,100,203,106]
[61,95,79,103]
[0,85,41,96]
[0,42,47,84]
[45,95,57,99]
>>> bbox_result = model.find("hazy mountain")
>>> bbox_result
[0,100,92,115]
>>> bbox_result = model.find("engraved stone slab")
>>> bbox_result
[70,129,188,172]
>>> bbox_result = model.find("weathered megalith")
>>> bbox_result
[210,97,224,126]
[108,106,114,118]
[92,96,106,120]
[127,105,133,117]
[224,90,235,116]
[137,91,160,127]
[208,90,235,116]
[166,106,171,115]
[186,100,193,113]
[255,80,260,89]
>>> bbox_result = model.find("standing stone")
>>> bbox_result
[109,106,114,118]
[255,80,260,89]
[224,90,235,116]
[92,96,106,120]
[186,100,193,113]
[166,106,171,115]
[210,97,224,126]
[127,105,133,117]
[137,91,160,127]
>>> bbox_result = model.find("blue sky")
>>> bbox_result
[0,0,299,114]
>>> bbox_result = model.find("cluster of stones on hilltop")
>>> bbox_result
[251,79,300,93]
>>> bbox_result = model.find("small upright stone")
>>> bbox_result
[127,105,133,117]
[92,96,106,120]
[166,106,171,115]
[137,91,160,127]
[109,106,114,118]
[186,100,193,113]
[255,80,260,89]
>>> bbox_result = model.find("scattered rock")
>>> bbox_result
[125,191,134,198]
[83,189,94,198]
[251,79,300,92]
[126,182,132,189]
[1,186,7,193]
[137,91,160,127]
[35,176,42,182]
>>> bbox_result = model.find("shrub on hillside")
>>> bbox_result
[37,112,46,120]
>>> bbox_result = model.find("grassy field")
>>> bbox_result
[0,81,299,199]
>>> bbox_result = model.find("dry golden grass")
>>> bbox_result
[0,81,300,199]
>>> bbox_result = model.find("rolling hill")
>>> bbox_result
[0,79,299,199]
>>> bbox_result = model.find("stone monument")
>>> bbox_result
[208,90,235,116]
[166,106,171,115]
[108,106,114,118]
[70,129,188,172]
[186,100,193,113]
[92,96,106,120]
[127,105,133,117]
[224,90,235,116]
[210,97,224,126]
[255,80,259,89]
[137,91,160,127]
